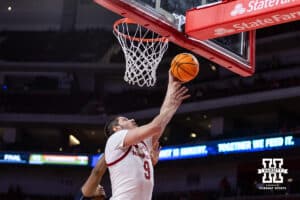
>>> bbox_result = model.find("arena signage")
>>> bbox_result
[0,153,28,164]
[186,0,300,39]
[29,154,88,166]
[158,135,295,161]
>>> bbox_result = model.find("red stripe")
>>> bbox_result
[141,141,149,151]
[106,146,132,167]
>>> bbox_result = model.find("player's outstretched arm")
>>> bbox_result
[81,155,107,198]
[152,70,190,143]
[124,70,190,147]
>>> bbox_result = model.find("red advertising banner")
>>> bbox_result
[186,0,300,40]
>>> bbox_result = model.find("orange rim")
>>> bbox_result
[113,18,168,43]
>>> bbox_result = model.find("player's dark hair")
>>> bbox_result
[104,116,120,138]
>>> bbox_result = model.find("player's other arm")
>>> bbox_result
[151,140,161,166]
[124,70,190,147]
[81,155,107,198]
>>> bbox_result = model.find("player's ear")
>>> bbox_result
[112,125,120,132]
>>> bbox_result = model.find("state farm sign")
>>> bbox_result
[231,0,295,16]
[186,0,300,40]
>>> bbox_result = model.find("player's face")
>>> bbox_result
[118,116,138,129]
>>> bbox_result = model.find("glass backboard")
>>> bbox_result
[94,0,256,76]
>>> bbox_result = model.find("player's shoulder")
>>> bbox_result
[105,129,130,163]
[105,129,129,150]
[107,129,128,143]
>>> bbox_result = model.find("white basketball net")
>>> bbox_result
[113,18,168,87]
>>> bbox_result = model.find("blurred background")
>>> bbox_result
[0,0,299,200]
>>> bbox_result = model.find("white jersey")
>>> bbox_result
[105,130,154,200]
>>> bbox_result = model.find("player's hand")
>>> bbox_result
[168,69,182,85]
[95,185,106,199]
[160,69,190,113]
[167,70,190,106]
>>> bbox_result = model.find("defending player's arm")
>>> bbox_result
[123,70,190,147]
[81,155,107,199]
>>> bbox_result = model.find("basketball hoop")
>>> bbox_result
[113,18,168,87]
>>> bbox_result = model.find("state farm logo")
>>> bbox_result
[214,28,235,36]
[231,3,246,16]
[230,0,295,17]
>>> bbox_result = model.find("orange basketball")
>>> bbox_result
[170,53,199,82]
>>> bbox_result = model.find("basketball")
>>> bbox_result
[170,53,199,82]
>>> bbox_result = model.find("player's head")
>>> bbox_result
[104,116,137,138]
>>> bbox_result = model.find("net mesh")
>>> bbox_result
[113,18,168,87]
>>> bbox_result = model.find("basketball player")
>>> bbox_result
[104,70,190,200]
[75,142,161,200]
[75,155,107,200]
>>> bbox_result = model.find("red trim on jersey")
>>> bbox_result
[141,141,149,150]
[106,146,132,167]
